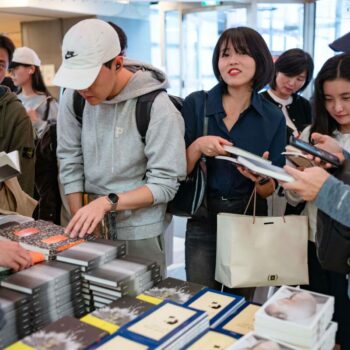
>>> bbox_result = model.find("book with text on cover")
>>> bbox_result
[184,288,245,327]
[217,302,261,337]
[118,300,208,348]
[0,150,20,182]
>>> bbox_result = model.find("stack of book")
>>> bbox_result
[81,295,155,334]
[0,261,86,330]
[0,220,93,259]
[101,300,209,349]
[254,286,336,349]
[82,255,161,309]
[216,302,261,339]
[0,287,33,348]
[56,239,127,312]
[137,277,205,305]
[228,332,299,349]
[184,288,245,328]
[183,329,238,350]
[7,315,109,350]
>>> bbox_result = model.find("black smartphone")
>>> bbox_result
[289,136,341,167]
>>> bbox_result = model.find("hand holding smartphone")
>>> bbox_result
[289,136,341,167]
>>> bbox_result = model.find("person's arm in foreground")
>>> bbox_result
[281,165,350,227]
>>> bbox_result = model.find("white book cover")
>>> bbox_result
[254,286,334,346]
[228,332,298,350]
[0,150,20,182]
[217,155,294,183]
[223,145,272,165]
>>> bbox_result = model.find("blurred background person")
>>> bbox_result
[9,46,58,138]
[0,34,16,91]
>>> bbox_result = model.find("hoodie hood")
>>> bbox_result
[103,59,169,104]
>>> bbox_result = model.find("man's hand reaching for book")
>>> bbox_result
[0,241,33,271]
[65,197,110,238]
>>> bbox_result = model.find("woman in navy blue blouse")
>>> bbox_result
[183,27,286,300]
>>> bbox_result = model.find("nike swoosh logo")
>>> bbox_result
[65,52,78,59]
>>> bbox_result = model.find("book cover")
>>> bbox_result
[56,240,126,267]
[93,335,150,350]
[0,150,20,182]
[254,286,334,346]
[282,145,315,168]
[216,155,294,183]
[83,266,132,288]
[229,332,298,350]
[223,146,272,165]
[184,329,237,350]
[184,288,245,326]
[118,300,207,347]
[81,296,154,334]
[218,302,261,337]
[14,316,108,350]
[0,220,91,256]
[1,261,81,294]
[137,277,205,305]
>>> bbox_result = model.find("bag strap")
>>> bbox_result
[136,89,166,144]
[43,96,52,121]
[243,180,284,223]
[73,90,86,125]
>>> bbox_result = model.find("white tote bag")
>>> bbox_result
[215,189,309,288]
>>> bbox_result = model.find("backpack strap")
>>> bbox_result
[43,96,52,121]
[135,89,166,144]
[73,90,85,125]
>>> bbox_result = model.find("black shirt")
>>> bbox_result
[183,83,286,198]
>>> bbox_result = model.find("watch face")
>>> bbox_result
[108,193,118,204]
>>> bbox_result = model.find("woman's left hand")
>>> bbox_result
[236,151,269,183]
[237,151,275,198]
[26,108,40,124]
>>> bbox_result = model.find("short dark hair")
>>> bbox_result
[212,27,274,91]
[270,48,314,93]
[103,22,128,69]
[108,22,128,56]
[0,34,15,63]
[310,53,350,139]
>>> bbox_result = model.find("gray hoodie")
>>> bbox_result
[57,60,187,240]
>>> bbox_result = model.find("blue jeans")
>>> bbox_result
[185,194,267,300]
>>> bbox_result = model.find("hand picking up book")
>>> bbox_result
[216,138,342,184]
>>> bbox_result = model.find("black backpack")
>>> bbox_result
[72,89,183,144]
[316,160,350,274]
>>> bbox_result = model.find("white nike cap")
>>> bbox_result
[53,19,121,90]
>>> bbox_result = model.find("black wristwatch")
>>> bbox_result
[107,193,119,212]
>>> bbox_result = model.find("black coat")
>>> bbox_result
[261,90,312,142]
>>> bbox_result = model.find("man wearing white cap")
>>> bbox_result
[54,19,186,274]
